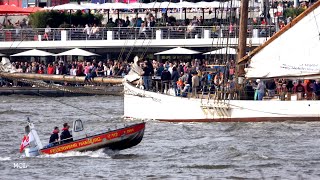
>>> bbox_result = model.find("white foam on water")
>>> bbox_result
[37,149,113,159]
[0,157,11,161]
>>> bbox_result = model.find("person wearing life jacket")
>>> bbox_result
[60,123,73,143]
[49,126,59,145]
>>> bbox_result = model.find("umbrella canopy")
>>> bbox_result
[203,47,237,55]
[47,3,87,10]
[54,48,98,56]
[81,3,102,9]
[24,6,43,13]
[0,5,30,14]
[155,47,201,55]
[100,3,129,9]
[11,49,55,57]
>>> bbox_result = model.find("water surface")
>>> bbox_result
[0,95,320,179]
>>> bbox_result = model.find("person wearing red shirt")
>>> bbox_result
[38,66,44,74]
[47,64,54,74]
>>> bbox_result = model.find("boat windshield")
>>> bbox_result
[73,119,84,132]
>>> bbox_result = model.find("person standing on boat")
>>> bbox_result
[294,80,305,100]
[255,79,266,101]
[142,60,153,91]
[191,71,200,98]
[171,67,179,96]
[266,79,276,97]
[49,127,60,145]
[313,80,320,100]
[60,123,73,143]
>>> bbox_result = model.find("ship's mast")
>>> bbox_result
[236,0,249,77]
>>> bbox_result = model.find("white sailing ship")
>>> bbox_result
[123,1,320,122]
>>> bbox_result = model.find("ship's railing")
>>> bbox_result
[0,25,275,42]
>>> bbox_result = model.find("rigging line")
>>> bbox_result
[140,0,171,59]
[134,0,158,59]
[120,0,159,62]
[126,0,162,61]
[221,0,234,103]
[229,103,300,116]
[312,11,320,39]
[214,1,226,62]
[117,1,147,61]
[7,3,61,52]
[31,91,108,119]
[208,2,223,60]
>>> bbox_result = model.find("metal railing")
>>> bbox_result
[0,25,275,42]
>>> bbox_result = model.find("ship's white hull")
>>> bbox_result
[124,81,320,122]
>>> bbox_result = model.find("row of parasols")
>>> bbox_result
[0,1,260,15]
[1,47,237,57]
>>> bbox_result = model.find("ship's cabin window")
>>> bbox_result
[74,119,84,132]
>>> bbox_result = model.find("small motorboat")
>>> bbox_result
[21,118,145,157]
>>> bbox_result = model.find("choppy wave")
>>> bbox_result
[0,110,38,115]
[185,164,237,169]
[0,157,11,161]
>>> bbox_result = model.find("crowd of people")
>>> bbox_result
[133,58,237,99]
[0,58,130,87]
[2,56,320,101]
[246,79,320,101]
[131,58,320,101]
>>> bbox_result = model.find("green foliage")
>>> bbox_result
[29,11,104,28]
[3,25,15,29]
[283,7,305,18]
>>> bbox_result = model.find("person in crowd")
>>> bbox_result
[60,123,73,143]
[96,61,104,77]
[139,22,148,39]
[83,24,91,39]
[76,61,85,76]
[70,65,77,76]
[161,67,171,93]
[244,80,255,100]
[142,60,152,90]
[44,25,51,41]
[49,126,60,145]
[255,79,266,101]
[191,71,200,98]
[313,80,320,100]
[91,24,100,39]
[306,80,314,100]
[47,63,54,74]
[266,79,276,97]
[294,80,305,100]
[85,63,97,85]
[58,62,67,75]
[171,66,179,96]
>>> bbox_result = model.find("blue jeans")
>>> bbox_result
[172,82,178,96]
[143,76,151,90]
[257,91,264,100]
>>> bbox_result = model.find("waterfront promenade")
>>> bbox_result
[0,25,273,51]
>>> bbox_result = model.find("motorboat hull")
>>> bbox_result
[40,122,145,155]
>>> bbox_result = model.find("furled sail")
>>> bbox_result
[0,57,16,73]
[245,1,320,78]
